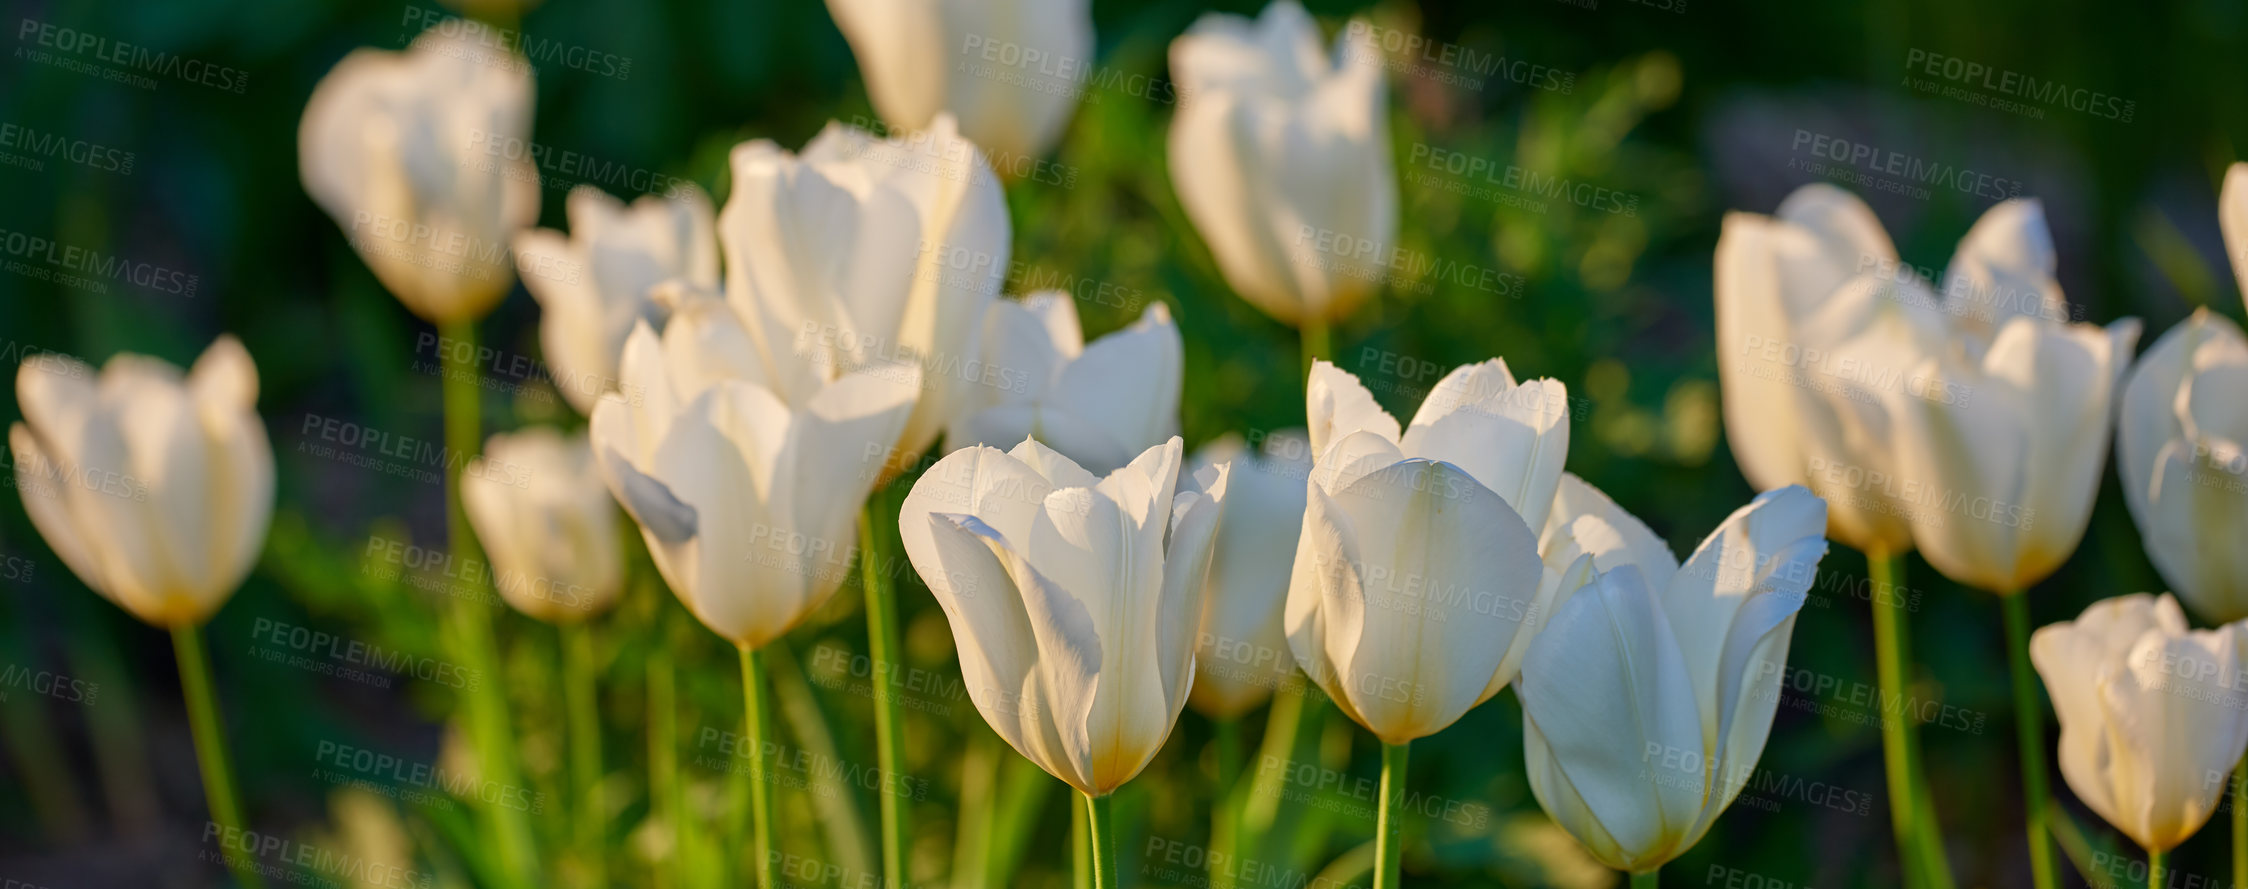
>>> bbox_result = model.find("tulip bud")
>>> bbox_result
[2117,310,2248,622]
[1885,308,2138,593]
[462,429,624,623]
[513,186,719,414]
[896,437,1229,797]
[1187,431,1311,719]
[11,337,274,628]
[299,21,540,324]
[823,0,1093,163]
[2031,594,2248,853]
[945,293,1182,476]
[1168,1,1397,328]
[1519,485,1830,872]
[1286,360,1566,744]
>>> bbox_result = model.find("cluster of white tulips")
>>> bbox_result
[1719,173,2248,888]
[13,2,2248,888]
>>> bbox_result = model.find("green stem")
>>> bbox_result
[1241,683,1325,846]
[1215,718,1242,793]
[440,318,537,887]
[1868,551,1950,889]
[1300,317,1332,381]
[1374,741,1408,889]
[646,614,679,889]
[953,729,1001,889]
[2147,846,2165,889]
[739,644,779,889]
[1631,869,1659,889]
[1210,717,1243,889]
[1073,792,1091,889]
[859,502,911,889]
[1084,793,1117,889]
[562,623,603,886]
[172,623,265,889]
[2003,592,2056,889]
[2235,751,2246,889]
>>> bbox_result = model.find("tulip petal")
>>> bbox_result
[1309,458,1541,743]
[2222,163,2248,310]
[1050,304,1181,465]
[949,512,1109,792]
[1306,360,1400,458]
[1400,373,1569,530]
[1519,566,1707,870]
[9,422,109,602]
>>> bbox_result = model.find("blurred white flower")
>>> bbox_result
[719,114,1008,470]
[1880,200,2137,593]
[1519,485,1829,873]
[513,185,718,414]
[1187,430,1311,719]
[2117,310,2248,621]
[1714,184,1949,554]
[11,337,273,628]
[946,293,1181,477]
[1168,0,1396,328]
[299,21,539,324]
[2032,593,2248,852]
[824,0,1093,162]
[463,428,624,623]
[896,437,1228,796]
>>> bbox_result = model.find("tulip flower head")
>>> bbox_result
[513,185,719,414]
[2031,593,2248,853]
[946,293,1183,476]
[1187,430,1312,719]
[299,21,540,324]
[1168,0,1397,328]
[1878,200,2139,594]
[2116,310,2248,622]
[719,114,1009,470]
[1714,184,1949,554]
[896,437,1229,797]
[11,337,274,628]
[463,428,625,623]
[589,293,920,649]
[1518,483,1830,873]
[1287,359,1568,744]
[823,0,1093,163]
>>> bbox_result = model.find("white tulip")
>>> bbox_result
[11,337,274,628]
[1286,359,1567,744]
[1713,184,1952,554]
[588,294,919,648]
[513,185,719,414]
[299,21,539,324]
[1884,311,2138,593]
[2117,310,2248,621]
[1187,431,1312,719]
[462,428,625,623]
[1518,484,1829,873]
[2031,593,2248,853]
[719,114,1008,469]
[823,0,1092,163]
[895,437,1228,796]
[946,293,1182,477]
[1168,0,1396,328]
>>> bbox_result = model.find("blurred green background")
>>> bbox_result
[3,0,2248,885]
